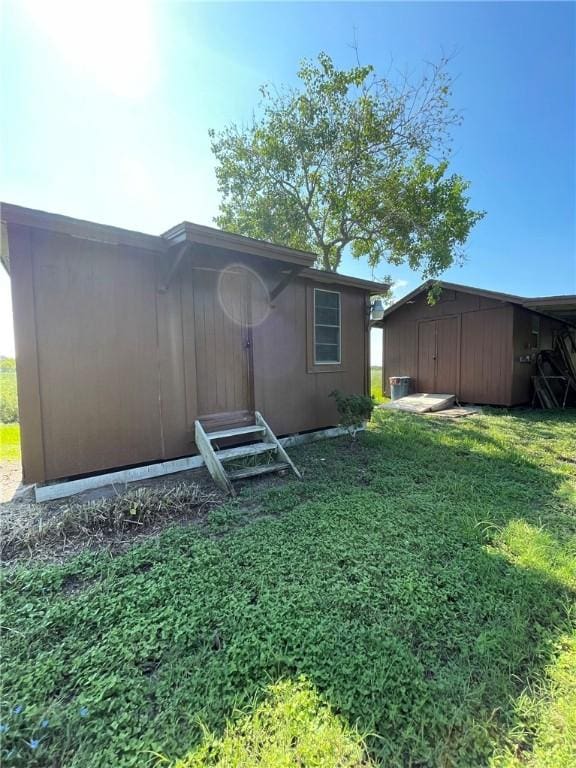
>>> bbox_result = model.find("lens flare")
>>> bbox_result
[217,264,270,327]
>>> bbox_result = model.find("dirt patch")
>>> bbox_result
[0,476,224,566]
[0,455,308,567]
[0,461,21,503]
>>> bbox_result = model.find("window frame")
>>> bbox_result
[306,286,345,373]
[314,288,341,365]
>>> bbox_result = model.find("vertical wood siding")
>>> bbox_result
[30,229,163,480]
[436,316,460,393]
[252,277,368,437]
[459,306,513,404]
[417,320,437,392]
[9,230,370,483]
[187,264,252,418]
[382,289,517,405]
[7,224,46,483]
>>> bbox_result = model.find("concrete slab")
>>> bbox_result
[380,393,456,414]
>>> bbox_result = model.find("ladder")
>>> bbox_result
[194,411,302,495]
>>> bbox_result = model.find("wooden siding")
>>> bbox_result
[459,306,513,405]
[29,228,164,481]
[435,316,460,393]
[8,224,46,483]
[382,288,516,405]
[417,320,437,392]
[8,228,370,483]
[186,264,252,419]
[252,277,368,437]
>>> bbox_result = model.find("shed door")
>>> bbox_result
[418,316,459,393]
[417,320,437,392]
[435,317,459,393]
[192,267,254,424]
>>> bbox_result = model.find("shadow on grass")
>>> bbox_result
[1,410,574,767]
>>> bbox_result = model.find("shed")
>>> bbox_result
[1,203,386,487]
[375,280,576,406]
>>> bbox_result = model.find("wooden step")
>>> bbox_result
[206,424,266,441]
[195,411,301,495]
[215,442,278,461]
[227,462,290,480]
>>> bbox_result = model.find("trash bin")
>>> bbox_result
[389,376,411,401]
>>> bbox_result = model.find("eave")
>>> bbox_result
[300,267,388,294]
[162,221,317,269]
[0,203,165,266]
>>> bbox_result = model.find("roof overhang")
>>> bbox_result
[162,221,317,269]
[0,202,393,296]
[373,279,576,327]
[300,267,388,294]
[0,203,165,271]
[522,296,576,326]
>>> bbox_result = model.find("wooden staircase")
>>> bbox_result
[195,411,302,494]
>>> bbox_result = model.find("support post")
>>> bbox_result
[269,267,302,302]
[158,243,191,293]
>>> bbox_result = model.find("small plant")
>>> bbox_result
[329,390,375,439]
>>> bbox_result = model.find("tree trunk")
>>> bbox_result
[320,248,337,272]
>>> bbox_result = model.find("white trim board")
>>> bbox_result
[34,426,360,503]
[34,454,205,502]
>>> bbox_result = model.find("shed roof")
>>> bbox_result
[0,203,164,260]
[374,279,576,326]
[162,220,317,268]
[0,202,387,293]
[300,267,386,293]
[521,296,576,325]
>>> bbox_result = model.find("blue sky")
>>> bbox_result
[0,0,574,361]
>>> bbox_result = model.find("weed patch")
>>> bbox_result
[0,482,219,563]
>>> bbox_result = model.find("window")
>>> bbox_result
[314,289,341,364]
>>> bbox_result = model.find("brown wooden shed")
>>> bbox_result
[1,203,386,486]
[375,280,576,406]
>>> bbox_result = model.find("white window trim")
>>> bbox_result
[313,288,341,365]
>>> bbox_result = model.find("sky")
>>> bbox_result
[0,0,574,363]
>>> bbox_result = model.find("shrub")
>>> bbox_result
[329,390,375,439]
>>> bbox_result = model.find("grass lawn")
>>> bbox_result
[0,360,19,423]
[370,366,386,403]
[0,423,21,464]
[1,409,575,767]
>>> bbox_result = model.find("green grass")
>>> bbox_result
[0,357,19,423]
[0,422,21,463]
[1,409,575,767]
[174,678,373,767]
[370,366,386,403]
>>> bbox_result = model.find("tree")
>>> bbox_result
[210,52,484,274]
